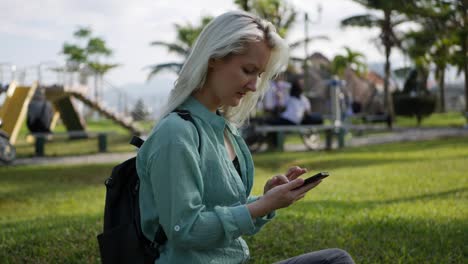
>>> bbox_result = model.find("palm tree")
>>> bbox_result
[331,47,367,77]
[341,0,411,120]
[146,16,213,81]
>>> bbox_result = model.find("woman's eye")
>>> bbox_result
[243,68,255,75]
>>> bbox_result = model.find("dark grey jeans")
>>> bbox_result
[274,248,355,264]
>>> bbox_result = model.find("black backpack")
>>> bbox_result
[97,110,199,264]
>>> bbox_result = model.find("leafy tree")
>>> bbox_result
[62,26,119,100]
[443,0,467,115]
[235,0,297,38]
[235,0,251,11]
[398,0,467,115]
[402,26,450,112]
[393,69,437,126]
[130,98,150,121]
[341,0,412,120]
[146,16,213,81]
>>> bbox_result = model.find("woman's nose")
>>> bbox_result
[246,78,257,92]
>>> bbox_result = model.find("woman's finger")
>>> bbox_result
[286,167,307,181]
[286,166,301,176]
[276,175,289,184]
[292,180,321,196]
[264,175,286,193]
[294,193,306,202]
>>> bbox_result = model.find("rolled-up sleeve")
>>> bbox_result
[148,133,257,250]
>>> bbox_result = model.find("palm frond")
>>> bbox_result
[289,36,330,49]
[341,14,380,28]
[149,41,189,56]
[145,62,183,81]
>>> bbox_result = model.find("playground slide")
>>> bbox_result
[0,82,37,144]
[68,90,143,135]
[44,85,142,135]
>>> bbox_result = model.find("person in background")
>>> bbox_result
[262,72,290,117]
[268,77,311,125]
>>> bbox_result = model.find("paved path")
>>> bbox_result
[12,127,468,166]
[286,127,468,152]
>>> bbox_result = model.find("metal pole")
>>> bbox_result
[11,65,16,82]
[304,13,309,90]
[37,64,42,84]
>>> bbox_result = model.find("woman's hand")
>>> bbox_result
[266,175,320,207]
[263,166,308,194]
[248,166,321,218]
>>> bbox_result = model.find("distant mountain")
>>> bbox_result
[102,76,175,118]
[367,62,385,77]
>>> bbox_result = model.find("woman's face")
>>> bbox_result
[203,40,271,109]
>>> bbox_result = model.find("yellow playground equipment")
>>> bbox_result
[0,82,38,144]
[0,81,143,145]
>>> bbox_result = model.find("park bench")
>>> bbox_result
[252,124,345,151]
[31,131,114,157]
[252,123,389,151]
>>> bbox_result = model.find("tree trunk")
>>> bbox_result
[462,1,468,121]
[383,10,394,129]
[464,32,468,115]
[94,74,99,101]
[99,74,104,102]
[437,67,446,113]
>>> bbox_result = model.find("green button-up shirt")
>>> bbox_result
[136,96,275,264]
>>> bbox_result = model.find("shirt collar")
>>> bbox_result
[179,96,226,132]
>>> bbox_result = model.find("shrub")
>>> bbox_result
[393,92,437,125]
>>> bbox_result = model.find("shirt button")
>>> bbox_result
[174,225,180,232]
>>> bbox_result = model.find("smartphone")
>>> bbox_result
[293,172,329,190]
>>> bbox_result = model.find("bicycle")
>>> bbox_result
[241,117,321,153]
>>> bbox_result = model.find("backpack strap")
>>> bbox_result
[130,136,145,148]
[174,109,201,153]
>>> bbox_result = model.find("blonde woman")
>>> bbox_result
[137,10,354,264]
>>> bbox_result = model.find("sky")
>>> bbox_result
[0,0,461,95]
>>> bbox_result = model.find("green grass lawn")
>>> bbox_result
[349,111,467,128]
[1,137,467,263]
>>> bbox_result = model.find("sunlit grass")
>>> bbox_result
[1,137,467,263]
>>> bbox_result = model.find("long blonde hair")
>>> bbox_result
[158,10,289,126]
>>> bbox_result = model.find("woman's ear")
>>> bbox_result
[208,58,222,69]
[208,58,216,68]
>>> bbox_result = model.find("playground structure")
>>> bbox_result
[0,82,38,144]
[0,76,143,144]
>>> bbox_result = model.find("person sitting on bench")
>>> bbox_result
[268,76,323,126]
